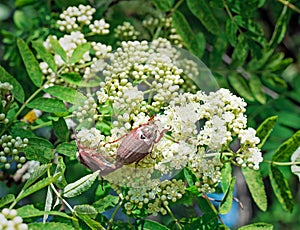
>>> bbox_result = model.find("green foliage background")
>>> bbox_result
[0,0,300,229]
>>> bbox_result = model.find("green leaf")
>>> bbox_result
[13,10,33,30]
[269,5,290,49]
[228,74,255,101]
[0,194,15,208]
[53,117,69,142]
[32,40,57,72]
[27,97,68,113]
[49,36,67,62]
[0,65,25,103]
[242,168,267,211]
[247,49,273,71]
[17,38,43,87]
[28,222,75,230]
[183,167,195,187]
[69,43,91,64]
[187,0,220,35]
[181,214,218,230]
[239,0,261,17]
[272,130,300,162]
[54,156,67,188]
[265,52,292,72]
[238,222,274,230]
[17,176,57,202]
[231,35,249,68]
[270,165,294,212]
[56,141,77,158]
[226,19,238,46]
[278,112,300,129]
[15,0,37,7]
[249,74,266,104]
[209,35,227,67]
[138,220,170,230]
[63,171,99,198]
[234,16,264,36]
[219,177,236,214]
[261,73,287,92]
[17,204,75,220]
[93,194,119,213]
[44,85,87,104]
[221,163,232,193]
[74,204,98,219]
[291,147,300,182]
[193,32,206,59]
[24,137,54,163]
[209,0,224,8]
[172,11,204,57]
[23,163,52,190]
[256,116,278,149]
[151,0,173,11]
[60,72,82,85]
[76,214,105,230]
[43,186,53,223]
[17,205,44,218]
[196,197,216,215]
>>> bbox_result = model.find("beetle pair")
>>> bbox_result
[77,116,170,175]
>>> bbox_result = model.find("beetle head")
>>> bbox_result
[137,124,158,143]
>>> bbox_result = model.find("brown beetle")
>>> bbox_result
[77,116,170,175]
[108,116,170,166]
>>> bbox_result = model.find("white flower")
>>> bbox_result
[239,128,260,145]
[89,19,110,34]
[77,127,105,148]
[246,147,263,170]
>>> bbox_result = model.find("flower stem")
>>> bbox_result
[277,0,300,14]
[202,193,225,226]
[47,168,75,213]
[107,196,123,230]
[264,160,300,166]
[164,204,182,230]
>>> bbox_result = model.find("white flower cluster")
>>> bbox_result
[0,135,28,170]
[0,81,13,92]
[57,4,96,32]
[82,42,112,80]
[162,17,183,48]
[194,158,223,193]
[114,21,140,41]
[0,208,28,230]
[72,94,98,123]
[0,81,13,109]
[76,127,105,149]
[142,16,183,47]
[57,4,109,35]
[40,32,112,87]
[44,32,89,66]
[39,5,112,88]
[95,39,184,122]
[123,179,185,216]
[237,128,262,170]
[89,19,110,35]
[73,36,263,214]
[142,17,160,29]
[41,32,90,87]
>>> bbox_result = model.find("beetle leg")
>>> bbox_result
[103,133,128,147]
[154,126,172,143]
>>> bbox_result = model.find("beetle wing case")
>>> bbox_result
[77,142,121,176]
[116,127,156,165]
